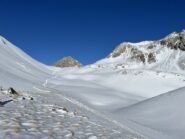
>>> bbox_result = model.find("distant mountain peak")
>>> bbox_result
[54,56,82,68]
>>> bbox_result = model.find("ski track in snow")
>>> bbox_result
[16,62,30,72]
[39,67,185,139]
[42,69,59,87]
[33,86,51,93]
[32,69,147,139]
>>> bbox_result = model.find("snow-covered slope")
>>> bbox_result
[114,87,185,139]
[1,30,185,139]
[0,36,147,138]
[0,36,52,90]
[1,30,185,105]
[0,36,146,139]
[56,67,185,98]
[0,35,143,111]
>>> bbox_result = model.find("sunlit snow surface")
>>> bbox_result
[0,90,143,139]
[0,36,185,139]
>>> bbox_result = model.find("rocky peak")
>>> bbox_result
[108,43,132,58]
[54,56,82,68]
[160,30,185,50]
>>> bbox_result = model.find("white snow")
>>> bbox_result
[114,87,185,139]
[0,35,185,139]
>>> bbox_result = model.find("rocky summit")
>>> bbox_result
[54,56,82,68]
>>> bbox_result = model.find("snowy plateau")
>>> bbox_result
[0,30,185,139]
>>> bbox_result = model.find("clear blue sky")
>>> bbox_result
[0,0,184,65]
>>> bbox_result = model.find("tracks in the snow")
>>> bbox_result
[35,69,146,139]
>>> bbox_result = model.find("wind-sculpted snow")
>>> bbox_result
[0,89,144,139]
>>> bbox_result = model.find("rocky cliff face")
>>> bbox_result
[54,56,82,68]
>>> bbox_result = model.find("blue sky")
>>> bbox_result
[0,0,185,65]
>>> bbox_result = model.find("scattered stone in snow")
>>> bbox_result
[51,105,69,114]
[62,107,68,112]
[8,87,19,95]
[0,90,142,139]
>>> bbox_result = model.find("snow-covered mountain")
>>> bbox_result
[0,30,185,139]
[96,30,185,73]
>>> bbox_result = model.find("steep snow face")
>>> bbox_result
[0,36,52,90]
[95,30,185,74]
[114,87,185,139]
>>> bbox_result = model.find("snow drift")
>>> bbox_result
[114,87,185,139]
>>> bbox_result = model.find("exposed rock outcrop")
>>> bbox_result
[54,56,82,68]
[130,48,145,63]
[107,30,185,65]
[108,44,132,58]
[160,30,185,51]
[147,53,156,63]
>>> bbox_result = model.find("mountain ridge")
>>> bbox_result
[96,29,185,74]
